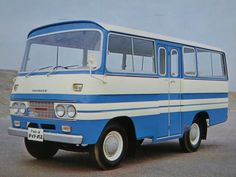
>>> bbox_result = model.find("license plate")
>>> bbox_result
[27,128,44,142]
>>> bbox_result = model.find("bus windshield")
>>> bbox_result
[21,30,102,72]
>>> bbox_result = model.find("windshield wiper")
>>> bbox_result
[46,65,69,76]
[25,66,53,77]
[46,65,88,76]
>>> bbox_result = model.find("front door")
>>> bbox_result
[167,46,181,136]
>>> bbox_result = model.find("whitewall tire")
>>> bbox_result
[91,123,128,169]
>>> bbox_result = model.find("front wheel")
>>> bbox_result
[90,123,128,170]
[179,121,202,152]
[25,138,58,159]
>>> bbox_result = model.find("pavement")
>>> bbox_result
[0,112,236,177]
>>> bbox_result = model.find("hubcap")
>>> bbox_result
[103,131,123,161]
[189,123,200,146]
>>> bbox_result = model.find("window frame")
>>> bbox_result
[170,49,179,77]
[105,32,157,76]
[196,48,228,80]
[182,46,197,77]
[158,47,167,76]
[21,29,103,73]
[196,48,213,78]
[211,51,226,78]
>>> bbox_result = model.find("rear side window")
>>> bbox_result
[197,49,212,77]
[197,49,226,78]
[106,34,156,74]
[212,52,225,77]
[183,47,197,76]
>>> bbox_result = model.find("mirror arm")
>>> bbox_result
[89,65,106,84]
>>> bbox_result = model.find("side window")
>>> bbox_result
[171,49,178,77]
[158,47,166,76]
[183,47,197,76]
[197,49,226,78]
[133,38,156,74]
[107,34,133,72]
[106,34,156,74]
[197,49,212,77]
[212,52,225,77]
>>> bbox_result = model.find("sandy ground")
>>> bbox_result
[0,69,16,116]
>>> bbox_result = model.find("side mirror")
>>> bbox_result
[87,53,98,69]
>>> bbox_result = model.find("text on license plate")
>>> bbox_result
[27,128,44,142]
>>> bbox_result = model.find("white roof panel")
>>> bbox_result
[99,22,223,52]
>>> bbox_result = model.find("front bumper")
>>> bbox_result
[8,127,83,144]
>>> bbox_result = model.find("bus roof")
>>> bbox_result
[28,20,224,52]
[99,22,223,52]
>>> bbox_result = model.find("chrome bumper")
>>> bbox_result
[8,127,83,144]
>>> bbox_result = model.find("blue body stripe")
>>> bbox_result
[11,93,228,103]
[28,21,105,38]
[11,107,228,144]
[77,102,227,113]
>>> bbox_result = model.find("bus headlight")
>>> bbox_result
[19,103,26,114]
[67,105,76,118]
[55,105,65,117]
[12,102,19,114]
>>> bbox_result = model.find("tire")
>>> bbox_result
[90,123,128,170]
[136,139,144,147]
[179,120,202,152]
[24,138,58,159]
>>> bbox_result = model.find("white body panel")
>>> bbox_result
[12,75,228,95]
[11,74,228,120]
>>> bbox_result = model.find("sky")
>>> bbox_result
[0,0,235,90]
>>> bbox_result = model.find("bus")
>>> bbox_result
[8,20,228,169]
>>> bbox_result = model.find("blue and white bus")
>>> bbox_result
[8,20,228,169]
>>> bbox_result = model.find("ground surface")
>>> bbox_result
[0,69,16,116]
[0,111,236,177]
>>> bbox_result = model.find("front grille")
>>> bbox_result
[29,101,55,118]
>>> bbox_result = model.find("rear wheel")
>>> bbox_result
[24,138,58,159]
[179,120,202,152]
[90,123,128,170]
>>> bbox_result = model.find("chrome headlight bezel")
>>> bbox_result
[54,103,77,119]
[67,105,76,118]
[55,104,66,117]
[12,102,19,114]
[19,103,26,114]
[10,101,28,115]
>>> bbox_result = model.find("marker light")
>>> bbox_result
[55,105,65,117]
[67,105,76,118]
[14,120,21,127]
[13,84,19,91]
[61,125,72,133]
[73,83,83,92]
